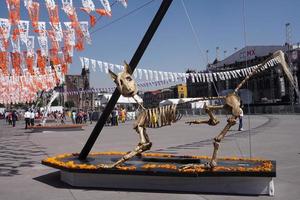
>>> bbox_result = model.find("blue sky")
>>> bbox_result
[1,0,299,88]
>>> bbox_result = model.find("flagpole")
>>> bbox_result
[79,0,173,160]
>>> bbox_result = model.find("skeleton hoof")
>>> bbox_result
[179,164,195,170]
[185,121,193,125]
[97,163,116,169]
[204,161,217,169]
[138,142,152,152]
[179,163,204,170]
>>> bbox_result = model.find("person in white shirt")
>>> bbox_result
[30,110,35,126]
[238,106,244,131]
[72,111,76,124]
[24,110,31,129]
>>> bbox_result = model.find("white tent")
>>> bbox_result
[159,98,210,109]
[99,94,143,105]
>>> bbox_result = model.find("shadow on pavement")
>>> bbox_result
[33,171,71,188]
[0,134,47,177]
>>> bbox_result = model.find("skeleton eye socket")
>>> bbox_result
[126,77,132,81]
[120,80,123,85]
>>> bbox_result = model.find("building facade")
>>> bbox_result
[187,45,300,104]
[143,84,187,107]
[64,68,95,111]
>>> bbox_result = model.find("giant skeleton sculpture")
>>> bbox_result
[40,91,60,126]
[99,50,296,169]
[98,62,182,168]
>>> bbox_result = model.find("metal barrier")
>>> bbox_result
[177,104,300,116]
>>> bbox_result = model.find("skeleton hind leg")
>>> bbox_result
[206,116,237,168]
[181,116,237,170]
[186,104,223,125]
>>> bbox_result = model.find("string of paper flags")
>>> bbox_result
[0,0,129,105]
[0,64,65,104]
[58,79,175,95]
[79,55,282,83]
[0,0,128,76]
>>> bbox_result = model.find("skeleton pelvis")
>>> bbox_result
[224,93,241,117]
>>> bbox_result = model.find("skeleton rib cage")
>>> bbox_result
[134,104,182,129]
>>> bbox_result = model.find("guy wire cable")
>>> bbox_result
[90,0,156,35]
[242,0,252,159]
[180,0,221,99]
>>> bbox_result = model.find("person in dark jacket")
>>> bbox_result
[12,111,18,127]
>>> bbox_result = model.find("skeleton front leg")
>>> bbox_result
[186,103,223,126]
[99,112,152,168]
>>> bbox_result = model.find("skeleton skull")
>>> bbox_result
[109,61,138,97]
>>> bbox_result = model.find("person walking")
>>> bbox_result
[5,111,9,124]
[24,109,31,129]
[71,111,76,124]
[30,110,35,127]
[7,111,12,125]
[12,111,18,127]
[115,109,119,126]
[238,105,244,131]
[60,112,66,124]
[111,110,115,126]
[120,108,126,123]
[88,111,93,124]
[83,112,87,124]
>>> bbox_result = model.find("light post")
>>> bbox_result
[285,22,294,111]
[206,49,209,65]
[216,47,220,61]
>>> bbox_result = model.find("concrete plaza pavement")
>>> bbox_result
[0,114,299,200]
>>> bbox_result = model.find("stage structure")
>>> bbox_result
[41,0,299,196]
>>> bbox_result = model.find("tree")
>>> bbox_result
[51,99,59,106]
[65,100,75,108]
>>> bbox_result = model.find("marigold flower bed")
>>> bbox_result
[42,152,275,177]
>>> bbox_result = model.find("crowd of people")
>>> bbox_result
[3,110,19,127]
[1,106,244,131]
[106,107,127,126]
[2,109,67,129]
[24,109,37,129]
[70,110,93,124]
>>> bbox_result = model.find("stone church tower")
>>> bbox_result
[64,68,95,111]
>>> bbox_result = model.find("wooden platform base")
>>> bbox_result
[61,170,274,195]
[42,152,276,195]
[30,124,85,132]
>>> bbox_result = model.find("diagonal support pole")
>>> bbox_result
[79,0,173,160]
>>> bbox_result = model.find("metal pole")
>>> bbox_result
[79,0,173,160]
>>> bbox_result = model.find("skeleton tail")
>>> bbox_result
[234,50,297,95]
[177,96,227,105]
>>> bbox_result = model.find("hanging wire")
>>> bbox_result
[242,0,252,159]
[180,0,206,63]
[180,0,221,98]
[90,0,156,35]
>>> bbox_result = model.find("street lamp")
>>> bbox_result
[206,49,209,65]
[216,47,220,60]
